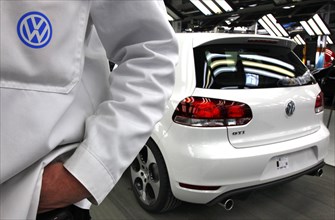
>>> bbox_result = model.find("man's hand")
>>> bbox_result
[38,162,91,213]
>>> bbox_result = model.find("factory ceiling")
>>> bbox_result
[164,0,335,39]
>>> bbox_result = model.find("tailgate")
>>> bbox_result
[226,86,322,148]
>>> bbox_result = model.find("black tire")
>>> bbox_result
[130,138,181,213]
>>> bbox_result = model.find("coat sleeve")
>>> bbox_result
[63,0,178,204]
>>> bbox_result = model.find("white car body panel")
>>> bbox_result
[158,123,328,204]
[152,33,330,205]
[192,86,323,148]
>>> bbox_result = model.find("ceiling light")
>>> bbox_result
[202,0,222,14]
[190,0,212,15]
[294,34,306,45]
[293,36,302,45]
[275,23,289,37]
[296,34,306,45]
[249,4,258,7]
[327,36,333,44]
[308,18,323,35]
[258,18,277,36]
[266,14,277,24]
[257,14,289,37]
[283,5,295,9]
[215,0,233,12]
[266,14,289,37]
[263,16,282,36]
[300,14,331,36]
[300,21,315,36]
[313,14,331,35]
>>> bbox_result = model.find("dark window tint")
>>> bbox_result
[194,44,314,89]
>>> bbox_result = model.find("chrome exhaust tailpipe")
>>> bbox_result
[219,199,234,211]
[308,168,323,177]
[316,168,323,177]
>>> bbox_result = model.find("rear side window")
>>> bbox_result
[194,44,314,89]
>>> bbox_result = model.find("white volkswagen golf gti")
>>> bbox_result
[130,33,330,212]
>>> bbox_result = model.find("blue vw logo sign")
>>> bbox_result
[17,11,52,49]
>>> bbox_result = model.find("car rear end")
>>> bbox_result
[158,33,330,205]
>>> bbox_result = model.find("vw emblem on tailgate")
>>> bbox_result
[17,11,52,49]
[285,101,295,117]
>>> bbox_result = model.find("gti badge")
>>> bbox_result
[285,101,295,117]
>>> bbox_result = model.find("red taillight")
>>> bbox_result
[172,96,252,127]
[315,92,324,113]
[227,105,245,118]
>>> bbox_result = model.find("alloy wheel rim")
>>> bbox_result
[131,145,161,205]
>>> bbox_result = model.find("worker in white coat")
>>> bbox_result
[0,0,178,219]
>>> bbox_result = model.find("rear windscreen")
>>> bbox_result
[194,44,315,89]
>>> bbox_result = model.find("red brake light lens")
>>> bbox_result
[227,105,245,118]
[172,97,252,127]
[315,92,324,113]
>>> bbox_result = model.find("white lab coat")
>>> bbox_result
[0,1,178,219]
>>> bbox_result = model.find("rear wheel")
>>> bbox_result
[130,138,181,213]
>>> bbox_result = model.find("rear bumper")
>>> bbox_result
[158,123,329,204]
[207,161,325,206]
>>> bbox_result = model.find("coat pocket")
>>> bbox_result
[0,1,90,93]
